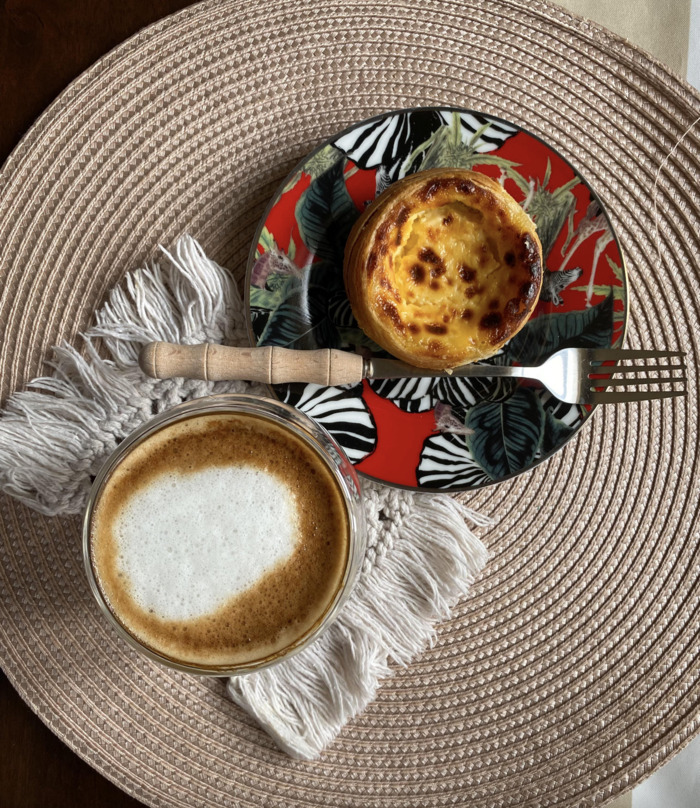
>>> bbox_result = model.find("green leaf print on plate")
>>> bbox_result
[466,387,546,479]
[504,292,614,365]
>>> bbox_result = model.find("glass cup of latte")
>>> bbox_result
[83,394,365,675]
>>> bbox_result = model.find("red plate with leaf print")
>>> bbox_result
[246,108,627,491]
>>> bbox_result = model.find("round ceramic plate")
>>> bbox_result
[246,108,627,491]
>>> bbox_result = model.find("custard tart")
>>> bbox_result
[343,168,543,369]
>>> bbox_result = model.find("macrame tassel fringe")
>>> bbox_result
[0,236,246,515]
[228,493,490,760]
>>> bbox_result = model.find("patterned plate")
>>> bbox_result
[245,108,627,491]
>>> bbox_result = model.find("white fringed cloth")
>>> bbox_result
[0,236,489,759]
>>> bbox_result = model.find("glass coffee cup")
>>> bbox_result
[83,394,365,676]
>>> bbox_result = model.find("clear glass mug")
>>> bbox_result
[82,394,365,676]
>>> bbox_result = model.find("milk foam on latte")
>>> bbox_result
[89,411,350,669]
[113,467,299,621]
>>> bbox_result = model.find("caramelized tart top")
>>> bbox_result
[343,168,543,369]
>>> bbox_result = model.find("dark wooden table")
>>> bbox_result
[0,3,196,805]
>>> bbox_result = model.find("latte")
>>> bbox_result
[87,407,352,671]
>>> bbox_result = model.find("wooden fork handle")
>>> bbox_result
[139,342,366,386]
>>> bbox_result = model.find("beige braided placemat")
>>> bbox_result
[0,1,698,806]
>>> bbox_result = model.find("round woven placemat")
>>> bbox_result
[0,1,698,806]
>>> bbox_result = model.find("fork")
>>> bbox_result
[485,347,687,405]
[139,342,687,406]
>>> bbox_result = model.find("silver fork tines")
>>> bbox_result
[584,348,686,404]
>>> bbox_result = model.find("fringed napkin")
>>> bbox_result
[0,235,489,759]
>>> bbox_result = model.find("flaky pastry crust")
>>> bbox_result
[343,168,543,369]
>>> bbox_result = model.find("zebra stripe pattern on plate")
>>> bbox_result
[367,376,442,413]
[433,374,500,409]
[416,432,491,489]
[435,110,518,149]
[279,383,376,463]
[332,109,518,183]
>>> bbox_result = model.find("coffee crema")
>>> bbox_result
[89,411,350,669]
